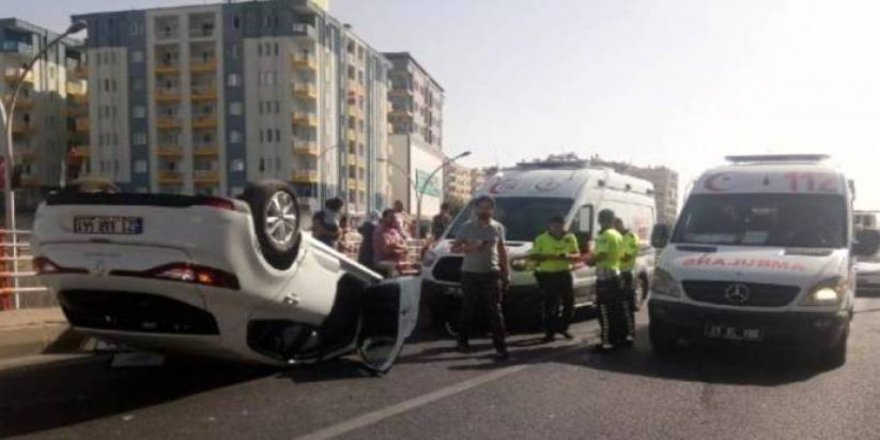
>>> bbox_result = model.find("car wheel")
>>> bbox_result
[649,321,678,356]
[241,180,301,270]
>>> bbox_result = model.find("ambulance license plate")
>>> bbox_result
[704,324,764,342]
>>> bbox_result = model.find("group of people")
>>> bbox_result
[453,195,641,361]
[311,197,455,278]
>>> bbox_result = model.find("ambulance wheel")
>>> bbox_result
[241,180,302,270]
[649,322,678,356]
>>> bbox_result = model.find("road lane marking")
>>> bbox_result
[295,338,593,440]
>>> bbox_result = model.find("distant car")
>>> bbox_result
[32,180,420,374]
[856,260,880,294]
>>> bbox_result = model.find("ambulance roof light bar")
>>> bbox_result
[725,154,831,164]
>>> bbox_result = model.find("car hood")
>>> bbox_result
[659,245,849,288]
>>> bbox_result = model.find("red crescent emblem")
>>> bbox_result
[704,173,733,192]
[489,179,518,194]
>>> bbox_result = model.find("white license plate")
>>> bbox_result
[73,216,144,235]
[444,286,463,296]
[704,324,764,342]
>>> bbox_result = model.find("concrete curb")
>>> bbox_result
[0,308,92,361]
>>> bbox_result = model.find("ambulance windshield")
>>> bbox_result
[446,197,574,242]
[672,193,847,248]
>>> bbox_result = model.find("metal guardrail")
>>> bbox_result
[0,230,49,311]
[341,234,426,276]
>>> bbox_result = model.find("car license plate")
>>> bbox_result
[704,324,764,342]
[73,216,143,235]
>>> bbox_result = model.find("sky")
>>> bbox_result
[7,0,880,209]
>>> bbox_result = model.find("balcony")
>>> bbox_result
[193,170,220,184]
[193,145,219,157]
[188,27,215,40]
[1,41,33,56]
[158,171,183,184]
[69,93,89,105]
[292,54,317,71]
[292,112,318,128]
[293,142,318,156]
[4,67,33,84]
[293,170,318,183]
[293,83,317,100]
[155,89,182,102]
[357,181,367,191]
[292,23,317,41]
[155,63,181,75]
[191,87,217,101]
[346,128,357,140]
[75,117,90,132]
[71,65,88,80]
[15,96,34,110]
[157,116,183,129]
[157,146,183,157]
[67,81,86,96]
[190,59,217,73]
[192,115,218,129]
[347,153,358,165]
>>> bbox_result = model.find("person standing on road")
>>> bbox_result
[615,218,642,312]
[357,210,381,269]
[587,209,633,352]
[530,216,581,343]
[313,197,344,248]
[451,195,510,360]
[432,202,453,241]
[392,200,412,238]
[373,209,408,278]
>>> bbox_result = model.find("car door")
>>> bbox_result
[358,276,421,374]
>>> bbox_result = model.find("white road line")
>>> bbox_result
[294,339,592,440]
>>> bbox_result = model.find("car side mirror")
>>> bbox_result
[651,224,671,249]
[854,229,880,257]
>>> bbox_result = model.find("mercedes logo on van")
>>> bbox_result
[724,283,751,305]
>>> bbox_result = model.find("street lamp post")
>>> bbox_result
[0,21,86,308]
[380,151,471,239]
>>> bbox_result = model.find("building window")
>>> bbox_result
[273,43,279,56]
[133,105,146,118]
[274,129,281,143]
[134,160,147,173]
[229,130,242,143]
[133,132,147,145]
[274,101,280,114]
[231,159,245,172]
[227,74,241,87]
[230,102,242,115]
[233,16,240,30]
[104,79,111,92]
[230,44,240,59]
[132,50,144,63]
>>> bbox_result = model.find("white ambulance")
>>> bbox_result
[649,154,880,367]
[421,158,657,333]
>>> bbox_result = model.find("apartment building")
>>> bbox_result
[0,18,85,209]
[384,52,445,220]
[443,161,473,203]
[72,0,390,216]
[470,167,487,195]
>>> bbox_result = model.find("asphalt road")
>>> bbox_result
[4,298,880,440]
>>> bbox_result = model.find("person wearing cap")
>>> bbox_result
[451,195,510,360]
[530,215,581,342]
[615,217,642,313]
[587,209,633,352]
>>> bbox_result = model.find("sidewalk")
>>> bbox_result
[0,308,86,360]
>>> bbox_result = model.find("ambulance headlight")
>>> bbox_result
[652,269,682,298]
[510,257,533,272]
[802,277,846,307]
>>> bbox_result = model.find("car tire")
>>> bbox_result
[649,321,678,356]
[240,180,302,270]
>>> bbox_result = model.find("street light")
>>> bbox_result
[0,21,86,309]
[380,150,471,239]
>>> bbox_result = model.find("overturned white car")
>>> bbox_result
[31,181,419,373]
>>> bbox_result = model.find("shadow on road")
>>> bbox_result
[559,324,830,387]
[0,357,274,438]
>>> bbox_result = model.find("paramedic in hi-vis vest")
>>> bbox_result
[530,215,581,343]
[587,209,635,352]
[615,217,642,312]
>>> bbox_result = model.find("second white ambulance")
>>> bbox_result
[649,155,880,367]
